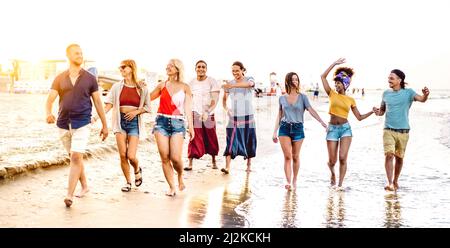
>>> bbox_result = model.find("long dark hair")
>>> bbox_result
[391,69,407,89]
[232,61,246,76]
[284,72,300,94]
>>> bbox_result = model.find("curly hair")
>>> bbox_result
[334,67,354,80]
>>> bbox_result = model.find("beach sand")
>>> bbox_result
[1,92,450,227]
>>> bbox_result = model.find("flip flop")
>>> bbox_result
[221,168,229,174]
[183,167,193,171]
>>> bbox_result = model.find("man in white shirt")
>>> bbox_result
[185,60,221,170]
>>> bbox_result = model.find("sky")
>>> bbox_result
[1,0,450,89]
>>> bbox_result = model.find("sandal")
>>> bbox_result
[221,168,229,174]
[121,182,132,192]
[135,167,143,187]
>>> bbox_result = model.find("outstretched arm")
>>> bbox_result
[307,106,327,129]
[351,105,374,121]
[92,103,113,123]
[150,83,163,101]
[414,87,430,102]
[321,58,346,95]
[223,78,255,90]
[374,101,386,116]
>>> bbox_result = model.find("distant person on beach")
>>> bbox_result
[321,58,375,188]
[313,83,320,100]
[221,61,257,174]
[184,60,220,171]
[92,60,150,192]
[150,59,194,197]
[272,72,327,191]
[275,83,283,96]
[361,88,365,98]
[45,44,108,207]
[373,69,429,191]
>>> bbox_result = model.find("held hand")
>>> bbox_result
[124,110,138,121]
[422,87,430,97]
[46,114,56,124]
[201,112,209,122]
[137,80,147,88]
[372,107,380,116]
[334,58,346,65]
[226,109,233,118]
[100,126,108,141]
[222,83,233,90]
[189,127,195,141]
[272,133,278,143]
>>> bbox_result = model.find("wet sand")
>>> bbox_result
[1,92,450,227]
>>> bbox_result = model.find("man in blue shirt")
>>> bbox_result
[374,69,429,191]
[45,44,108,207]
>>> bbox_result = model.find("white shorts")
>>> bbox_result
[58,124,91,154]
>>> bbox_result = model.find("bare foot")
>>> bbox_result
[292,182,297,190]
[64,198,73,208]
[330,173,336,186]
[178,176,185,191]
[75,188,89,198]
[393,182,399,190]
[165,189,176,197]
[284,184,291,191]
[179,183,186,191]
[384,184,395,191]
[212,161,218,169]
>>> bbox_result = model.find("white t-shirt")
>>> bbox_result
[189,76,221,114]
[275,86,282,96]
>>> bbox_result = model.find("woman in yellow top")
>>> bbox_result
[321,58,374,188]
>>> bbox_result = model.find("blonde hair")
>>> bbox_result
[169,58,185,83]
[121,59,140,88]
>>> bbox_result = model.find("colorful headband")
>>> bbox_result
[336,72,351,90]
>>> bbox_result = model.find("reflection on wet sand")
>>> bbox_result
[325,189,346,228]
[280,191,298,228]
[384,193,402,228]
[181,171,252,227]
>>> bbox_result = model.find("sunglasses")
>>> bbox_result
[119,65,129,70]
[197,65,206,69]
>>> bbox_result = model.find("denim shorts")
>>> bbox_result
[153,115,186,137]
[278,121,305,142]
[326,122,352,141]
[120,112,139,137]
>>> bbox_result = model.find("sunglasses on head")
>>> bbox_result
[119,65,128,70]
